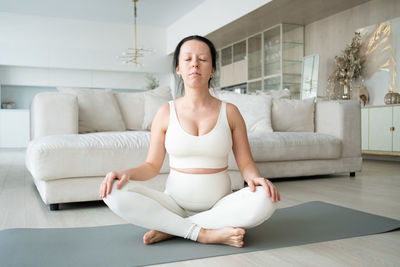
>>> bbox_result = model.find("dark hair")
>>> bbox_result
[173,35,217,97]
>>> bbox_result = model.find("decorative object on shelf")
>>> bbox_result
[354,83,369,106]
[117,0,153,65]
[1,101,16,109]
[145,73,159,90]
[384,92,400,105]
[327,32,364,100]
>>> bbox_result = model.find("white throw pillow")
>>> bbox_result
[115,86,172,131]
[57,87,126,133]
[216,91,273,133]
[272,98,315,132]
[114,92,145,130]
[142,94,170,130]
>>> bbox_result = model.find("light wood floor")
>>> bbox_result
[1,148,399,266]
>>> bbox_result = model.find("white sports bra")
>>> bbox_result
[165,100,232,169]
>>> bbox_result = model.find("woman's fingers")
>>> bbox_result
[247,179,256,192]
[265,179,276,202]
[261,179,271,199]
[254,177,280,202]
[99,171,127,198]
[116,174,128,189]
[106,172,118,194]
[99,182,105,198]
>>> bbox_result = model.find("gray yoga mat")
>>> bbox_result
[1,201,399,267]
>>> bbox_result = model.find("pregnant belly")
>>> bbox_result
[165,169,231,212]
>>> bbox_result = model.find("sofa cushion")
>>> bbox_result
[249,88,291,99]
[26,131,170,181]
[115,86,172,131]
[272,98,315,132]
[114,92,145,130]
[217,92,273,133]
[247,132,341,162]
[57,87,126,133]
[142,89,172,130]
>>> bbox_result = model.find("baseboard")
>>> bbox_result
[362,153,400,162]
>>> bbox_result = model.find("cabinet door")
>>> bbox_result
[220,64,234,87]
[248,34,262,80]
[0,110,30,148]
[369,107,392,151]
[393,106,400,152]
[361,108,369,150]
[232,59,247,85]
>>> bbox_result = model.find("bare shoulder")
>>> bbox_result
[225,102,244,129]
[226,102,240,114]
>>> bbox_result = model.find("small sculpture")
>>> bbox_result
[384,92,400,105]
[353,85,369,106]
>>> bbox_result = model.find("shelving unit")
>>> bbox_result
[218,23,304,98]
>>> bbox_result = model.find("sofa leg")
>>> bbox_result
[350,172,356,177]
[49,204,59,211]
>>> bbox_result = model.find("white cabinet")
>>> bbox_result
[362,105,400,153]
[0,109,30,148]
[393,106,400,151]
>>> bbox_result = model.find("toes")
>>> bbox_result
[232,235,243,241]
[234,228,246,235]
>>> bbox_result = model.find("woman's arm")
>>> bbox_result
[226,103,280,202]
[99,103,170,198]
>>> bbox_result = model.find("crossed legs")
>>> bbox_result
[104,182,275,247]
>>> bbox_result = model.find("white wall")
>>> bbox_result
[0,12,169,73]
[166,0,272,54]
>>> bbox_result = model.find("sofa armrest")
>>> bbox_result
[315,100,361,158]
[31,92,79,140]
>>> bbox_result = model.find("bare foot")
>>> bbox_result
[143,230,174,245]
[197,227,246,247]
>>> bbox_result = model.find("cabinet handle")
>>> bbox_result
[390,126,395,131]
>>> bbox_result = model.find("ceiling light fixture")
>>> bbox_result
[117,0,153,65]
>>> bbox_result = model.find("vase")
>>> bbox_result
[384,92,400,104]
[342,85,351,100]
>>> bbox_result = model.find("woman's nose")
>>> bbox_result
[191,58,199,68]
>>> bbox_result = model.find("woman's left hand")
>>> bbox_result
[246,177,280,203]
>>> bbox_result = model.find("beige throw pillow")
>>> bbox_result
[57,87,126,133]
[272,98,315,132]
[114,92,145,130]
[142,94,170,130]
[217,91,273,133]
[115,86,172,131]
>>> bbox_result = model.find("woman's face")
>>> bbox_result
[176,40,214,89]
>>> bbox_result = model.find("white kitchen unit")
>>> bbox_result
[0,109,30,148]
[362,105,400,155]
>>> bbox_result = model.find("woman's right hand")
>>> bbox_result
[99,171,130,198]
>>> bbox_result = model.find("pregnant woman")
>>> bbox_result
[99,35,280,247]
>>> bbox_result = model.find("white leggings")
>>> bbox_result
[103,169,275,241]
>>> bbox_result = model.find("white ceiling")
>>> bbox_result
[0,0,206,27]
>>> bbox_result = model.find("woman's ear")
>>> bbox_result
[176,66,180,76]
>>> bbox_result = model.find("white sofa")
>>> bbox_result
[26,87,362,210]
